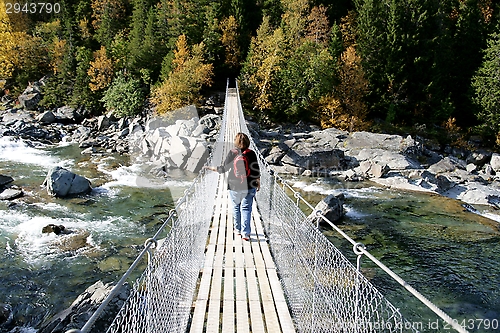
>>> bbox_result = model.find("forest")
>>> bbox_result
[1,0,500,147]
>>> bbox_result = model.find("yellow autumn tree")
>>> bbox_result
[281,0,309,47]
[306,5,330,46]
[220,16,241,70]
[152,35,213,115]
[88,46,114,91]
[0,0,18,83]
[320,13,369,131]
[0,1,46,88]
[320,45,369,131]
[50,37,68,74]
[241,17,285,111]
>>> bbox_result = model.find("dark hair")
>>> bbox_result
[234,132,250,150]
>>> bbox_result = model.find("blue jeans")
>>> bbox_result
[229,188,256,237]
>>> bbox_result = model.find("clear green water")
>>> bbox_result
[291,177,500,332]
[0,137,191,330]
[1,137,499,332]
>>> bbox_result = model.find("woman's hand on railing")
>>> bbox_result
[203,166,217,172]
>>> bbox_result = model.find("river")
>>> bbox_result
[0,136,499,332]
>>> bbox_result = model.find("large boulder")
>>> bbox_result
[343,131,409,152]
[0,188,23,200]
[18,83,41,110]
[282,145,346,172]
[54,106,82,124]
[199,114,221,132]
[0,303,13,328]
[37,111,56,124]
[490,153,500,172]
[354,149,421,170]
[428,156,466,174]
[38,280,130,333]
[44,166,92,197]
[0,175,14,187]
[184,139,209,173]
[308,193,345,225]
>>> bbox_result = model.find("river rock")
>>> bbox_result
[38,280,130,333]
[281,144,346,171]
[199,114,221,131]
[37,111,56,124]
[18,83,41,110]
[2,109,35,124]
[308,193,345,225]
[0,188,23,200]
[42,224,66,235]
[44,166,92,197]
[0,175,13,187]
[466,150,491,166]
[0,303,13,328]
[52,230,91,252]
[428,156,466,174]
[343,131,408,152]
[184,140,209,173]
[97,115,110,131]
[354,149,421,170]
[265,146,287,165]
[490,153,500,172]
[54,106,81,124]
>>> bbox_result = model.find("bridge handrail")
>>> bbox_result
[64,167,212,333]
[273,172,467,333]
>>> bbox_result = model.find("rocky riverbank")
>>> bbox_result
[2,82,500,214]
[250,121,500,212]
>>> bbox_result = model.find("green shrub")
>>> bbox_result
[102,72,145,118]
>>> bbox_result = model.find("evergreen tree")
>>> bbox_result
[128,0,150,71]
[262,0,283,28]
[472,32,500,142]
[447,0,489,125]
[202,3,224,68]
[71,46,101,111]
[356,0,444,124]
[91,0,127,49]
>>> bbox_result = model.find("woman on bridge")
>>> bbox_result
[204,132,260,241]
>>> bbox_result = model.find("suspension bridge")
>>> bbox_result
[67,82,468,333]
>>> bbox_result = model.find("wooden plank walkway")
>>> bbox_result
[189,176,295,332]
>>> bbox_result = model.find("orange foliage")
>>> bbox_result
[306,5,330,46]
[152,35,213,114]
[88,46,114,91]
[220,16,240,69]
[320,45,370,131]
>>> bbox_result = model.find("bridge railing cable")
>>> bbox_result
[234,80,468,333]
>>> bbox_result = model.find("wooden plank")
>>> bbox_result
[253,205,296,333]
[208,176,224,246]
[189,177,225,333]
[206,186,227,333]
[222,194,235,333]
[234,215,249,333]
[243,235,267,333]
